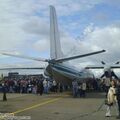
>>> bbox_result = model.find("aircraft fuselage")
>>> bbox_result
[44,62,94,85]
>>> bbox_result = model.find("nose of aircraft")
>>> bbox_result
[104,66,111,72]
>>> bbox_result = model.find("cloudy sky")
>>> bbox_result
[0,0,120,76]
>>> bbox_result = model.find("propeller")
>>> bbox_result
[101,71,118,79]
[101,71,109,78]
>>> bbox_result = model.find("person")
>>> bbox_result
[105,80,117,117]
[81,81,87,97]
[77,82,82,97]
[43,79,48,94]
[39,81,44,95]
[104,77,111,96]
[53,80,57,92]
[37,81,44,95]
[58,83,63,93]
[72,79,78,97]
[116,80,120,119]
[2,83,7,101]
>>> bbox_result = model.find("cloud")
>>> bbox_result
[84,25,120,55]
[22,16,49,38]
[104,0,120,9]
[0,0,120,77]
[0,0,108,52]
[33,39,49,52]
[65,23,120,71]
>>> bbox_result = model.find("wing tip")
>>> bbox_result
[102,49,106,52]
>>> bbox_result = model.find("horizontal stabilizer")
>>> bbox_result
[1,52,48,62]
[55,50,106,62]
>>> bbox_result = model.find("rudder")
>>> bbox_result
[50,5,63,60]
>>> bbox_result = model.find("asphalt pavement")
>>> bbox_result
[0,92,118,120]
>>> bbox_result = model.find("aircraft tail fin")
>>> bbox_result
[50,5,63,60]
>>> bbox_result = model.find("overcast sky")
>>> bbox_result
[0,0,120,76]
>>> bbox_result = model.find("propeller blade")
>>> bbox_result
[101,73,105,78]
[111,71,118,79]
[115,61,120,64]
[101,61,106,65]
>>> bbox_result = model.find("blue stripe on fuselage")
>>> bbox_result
[51,63,80,76]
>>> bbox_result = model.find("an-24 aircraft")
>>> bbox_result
[0,6,105,85]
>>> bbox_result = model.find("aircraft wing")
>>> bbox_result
[86,65,120,69]
[0,52,48,62]
[0,67,45,70]
[55,50,106,62]
[111,66,120,68]
[85,66,104,69]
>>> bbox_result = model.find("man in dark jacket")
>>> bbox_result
[116,80,120,119]
[37,81,44,96]
[2,83,7,101]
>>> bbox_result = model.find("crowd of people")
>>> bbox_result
[71,78,104,98]
[0,75,64,95]
[72,80,87,98]
[0,74,102,99]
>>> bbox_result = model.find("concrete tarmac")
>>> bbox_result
[0,92,118,120]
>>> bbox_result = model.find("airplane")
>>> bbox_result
[0,6,106,85]
[85,61,120,79]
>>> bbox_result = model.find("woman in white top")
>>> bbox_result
[105,80,117,117]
